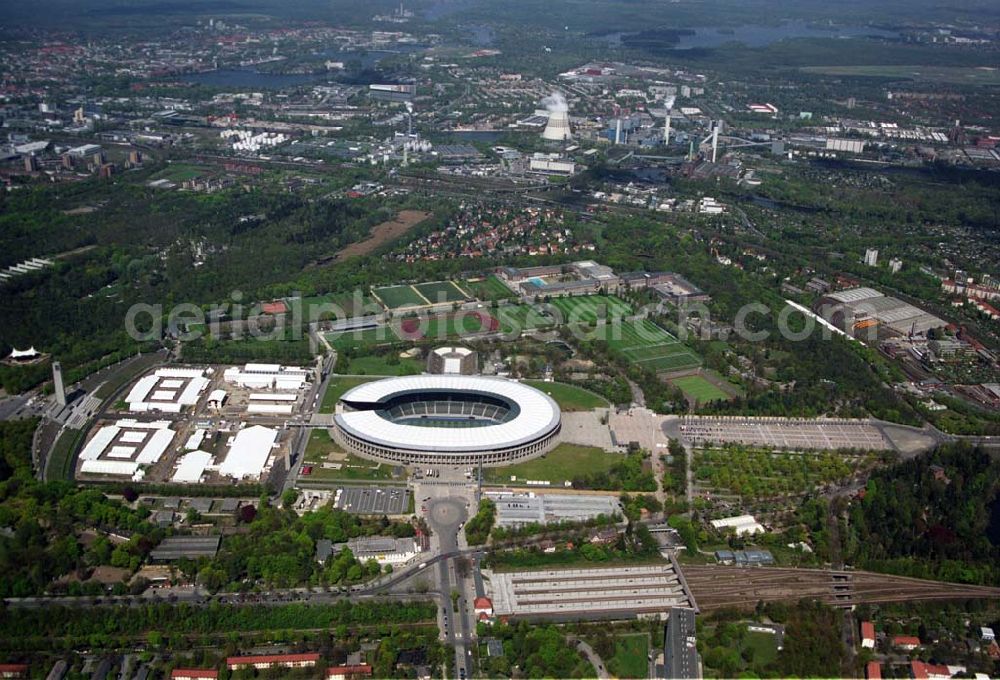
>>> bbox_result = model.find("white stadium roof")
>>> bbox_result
[335,375,560,453]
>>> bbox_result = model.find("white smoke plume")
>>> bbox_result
[541,91,568,113]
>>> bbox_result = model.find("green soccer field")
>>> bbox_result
[496,304,557,334]
[548,295,632,325]
[296,292,376,320]
[413,280,470,304]
[343,355,423,376]
[611,319,702,372]
[463,275,514,301]
[393,311,498,341]
[670,374,730,403]
[373,285,427,309]
[326,326,396,352]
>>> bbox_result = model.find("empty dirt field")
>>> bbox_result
[335,210,432,262]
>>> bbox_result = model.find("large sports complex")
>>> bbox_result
[332,375,562,466]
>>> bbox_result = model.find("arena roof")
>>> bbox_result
[335,376,560,453]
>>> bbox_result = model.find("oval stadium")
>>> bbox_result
[332,375,562,466]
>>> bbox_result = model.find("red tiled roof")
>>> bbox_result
[171,670,219,679]
[861,621,875,640]
[327,664,372,677]
[866,661,882,680]
[0,665,28,674]
[910,660,951,680]
[893,635,921,646]
[473,596,492,609]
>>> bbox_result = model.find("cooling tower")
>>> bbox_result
[541,110,571,141]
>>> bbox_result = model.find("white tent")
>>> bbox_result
[171,450,214,484]
[219,425,278,479]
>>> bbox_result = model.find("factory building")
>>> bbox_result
[486,491,623,529]
[819,287,945,338]
[368,83,416,102]
[527,154,576,176]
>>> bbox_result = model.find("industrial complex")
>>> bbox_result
[74,362,313,485]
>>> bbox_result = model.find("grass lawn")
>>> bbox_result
[301,429,393,482]
[523,380,608,411]
[463,275,513,301]
[671,375,730,404]
[326,326,396,352]
[48,427,86,481]
[484,443,618,485]
[608,635,649,679]
[801,65,1000,85]
[373,284,428,309]
[743,630,779,666]
[413,280,469,304]
[343,354,423,376]
[92,354,164,401]
[155,163,210,182]
[319,376,377,412]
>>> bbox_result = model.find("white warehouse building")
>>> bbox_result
[223,363,310,390]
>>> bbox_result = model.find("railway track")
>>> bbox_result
[682,565,1000,611]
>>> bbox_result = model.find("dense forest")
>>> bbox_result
[701,599,851,678]
[846,442,1000,585]
[0,419,413,596]
[0,600,436,653]
[0,420,169,597]
[477,621,595,678]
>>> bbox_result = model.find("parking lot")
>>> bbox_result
[334,485,411,515]
[677,416,891,451]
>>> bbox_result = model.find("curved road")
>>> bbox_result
[568,638,609,679]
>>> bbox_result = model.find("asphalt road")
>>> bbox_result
[4,545,487,610]
[426,496,474,678]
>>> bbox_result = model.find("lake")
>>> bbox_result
[601,21,899,50]
[183,47,425,89]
